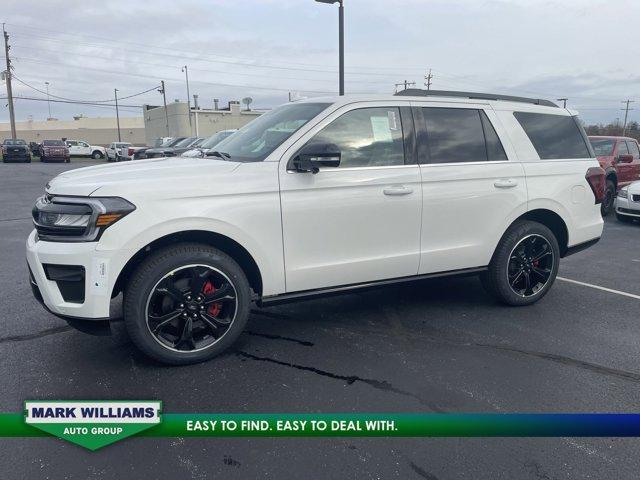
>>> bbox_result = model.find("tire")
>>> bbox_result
[123,243,251,365]
[601,180,615,217]
[65,158,70,163]
[480,220,560,306]
[40,156,46,162]
[92,151,104,159]
[616,212,633,224]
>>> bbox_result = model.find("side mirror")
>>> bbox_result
[292,143,341,174]
[617,154,634,164]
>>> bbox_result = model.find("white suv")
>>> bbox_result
[27,91,605,364]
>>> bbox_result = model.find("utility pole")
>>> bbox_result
[394,80,415,93]
[621,99,635,137]
[193,94,199,137]
[45,82,52,119]
[159,81,170,136]
[3,24,16,139]
[424,69,433,90]
[557,98,568,108]
[114,88,121,142]
[182,66,192,135]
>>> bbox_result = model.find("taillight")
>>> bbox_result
[128,147,134,156]
[585,166,606,204]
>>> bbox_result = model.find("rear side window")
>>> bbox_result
[422,108,507,163]
[627,141,640,158]
[514,112,590,159]
[618,141,629,155]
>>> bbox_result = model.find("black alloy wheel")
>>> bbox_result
[507,234,554,297]
[145,264,238,353]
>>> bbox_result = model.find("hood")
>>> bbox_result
[46,156,241,196]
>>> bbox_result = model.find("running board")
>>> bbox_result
[258,266,487,307]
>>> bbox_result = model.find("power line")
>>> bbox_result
[1,95,142,108]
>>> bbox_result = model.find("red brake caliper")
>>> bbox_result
[202,281,222,317]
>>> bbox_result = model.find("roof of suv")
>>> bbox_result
[296,90,566,114]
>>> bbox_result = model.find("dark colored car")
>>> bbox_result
[2,139,32,163]
[28,142,40,156]
[38,140,70,163]
[588,136,640,215]
[143,137,200,158]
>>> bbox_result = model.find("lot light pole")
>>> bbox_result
[182,66,192,135]
[44,82,52,119]
[315,0,344,95]
[114,88,121,142]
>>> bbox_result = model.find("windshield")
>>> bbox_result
[200,131,235,149]
[166,137,186,147]
[174,137,197,148]
[43,140,65,146]
[3,139,26,145]
[212,103,330,162]
[589,138,615,156]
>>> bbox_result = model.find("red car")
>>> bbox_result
[38,140,70,163]
[588,136,640,215]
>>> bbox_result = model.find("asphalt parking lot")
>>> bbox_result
[1,159,640,479]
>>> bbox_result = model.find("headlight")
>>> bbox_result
[32,195,135,242]
[618,187,628,199]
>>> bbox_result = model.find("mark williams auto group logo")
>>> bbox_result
[25,401,161,450]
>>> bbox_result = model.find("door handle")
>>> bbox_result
[383,186,413,196]
[494,179,518,189]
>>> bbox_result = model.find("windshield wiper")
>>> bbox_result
[205,150,231,159]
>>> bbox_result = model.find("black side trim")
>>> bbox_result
[259,267,487,306]
[563,237,600,258]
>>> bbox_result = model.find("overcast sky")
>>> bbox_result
[1,0,638,125]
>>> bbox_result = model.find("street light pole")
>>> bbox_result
[44,81,52,119]
[316,0,344,96]
[182,65,192,135]
[114,88,121,142]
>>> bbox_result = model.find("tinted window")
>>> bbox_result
[618,141,629,155]
[589,138,615,156]
[480,111,508,161]
[305,107,405,168]
[627,141,640,158]
[423,108,488,163]
[514,112,590,159]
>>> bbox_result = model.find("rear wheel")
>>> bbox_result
[124,243,251,365]
[92,151,104,159]
[601,180,616,216]
[481,220,560,306]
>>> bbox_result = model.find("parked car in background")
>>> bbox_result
[65,140,107,159]
[2,139,32,163]
[143,137,198,158]
[38,140,70,163]
[133,137,187,160]
[182,130,237,158]
[28,92,604,364]
[152,137,173,148]
[588,136,640,215]
[105,142,146,162]
[615,181,640,223]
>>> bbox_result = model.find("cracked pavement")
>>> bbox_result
[1,160,640,479]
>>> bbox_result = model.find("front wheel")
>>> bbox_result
[92,151,104,159]
[123,243,251,365]
[481,220,560,306]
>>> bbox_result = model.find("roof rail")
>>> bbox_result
[395,89,558,108]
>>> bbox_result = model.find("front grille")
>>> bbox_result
[43,264,85,303]
[632,194,640,202]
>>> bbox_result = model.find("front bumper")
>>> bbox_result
[3,153,30,162]
[25,229,128,320]
[615,195,640,217]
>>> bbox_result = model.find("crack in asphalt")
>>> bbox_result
[409,462,441,480]
[244,330,314,347]
[0,325,72,344]
[470,341,640,383]
[236,350,445,412]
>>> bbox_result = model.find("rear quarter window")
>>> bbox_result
[514,112,590,160]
